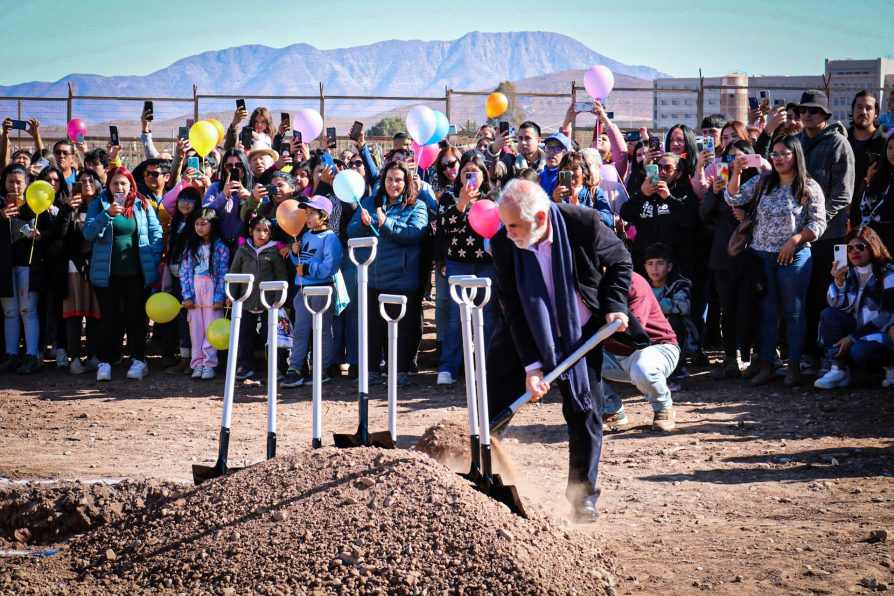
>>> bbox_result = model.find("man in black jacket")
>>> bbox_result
[488,178,633,521]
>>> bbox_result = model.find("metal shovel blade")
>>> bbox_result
[486,479,527,517]
[333,431,363,448]
[367,430,396,449]
[191,461,246,485]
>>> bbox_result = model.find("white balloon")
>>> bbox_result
[406,105,437,145]
[333,169,366,203]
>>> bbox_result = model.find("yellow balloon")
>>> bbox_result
[146,292,181,324]
[25,180,55,215]
[207,118,226,146]
[207,318,231,351]
[485,92,508,119]
[189,120,218,157]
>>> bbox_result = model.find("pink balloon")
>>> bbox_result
[411,141,439,171]
[583,65,615,101]
[468,199,501,239]
[67,118,87,142]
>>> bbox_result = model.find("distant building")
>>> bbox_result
[825,58,894,123]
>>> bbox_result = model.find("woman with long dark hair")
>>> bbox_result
[725,135,826,387]
[203,148,253,257]
[664,124,698,179]
[347,160,428,387]
[854,133,894,248]
[814,226,894,389]
[35,165,70,367]
[83,167,163,381]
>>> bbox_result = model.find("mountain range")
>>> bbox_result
[0,32,665,99]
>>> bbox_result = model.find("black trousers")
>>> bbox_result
[365,287,421,374]
[94,275,148,363]
[487,314,604,504]
[713,267,755,361]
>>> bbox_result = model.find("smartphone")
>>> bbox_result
[773,99,784,108]
[240,126,253,148]
[499,121,510,135]
[348,121,363,142]
[34,158,49,169]
[113,192,126,205]
[867,152,880,165]
[649,136,660,151]
[447,124,457,136]
[624,130,641,142]
[748,97,760,111]
[695,136,705,153]
[326,127,337,148]
[292,130,303,144]
[178,126,189,141]
[833,244,848,270]
[186,156,200,172]
[573,101,595,113]
[606,111,614,119]
[705,136,715,154]
[279,141,291,155]
[109,125,120,146]
[75,133,84,143]
[281,112,290,129]
[742,153,763,169]
[10,120,27,131]
[645,164,659,184]
[236,99,246,111]
[759,90,770,108]
[558,170,573,189]
[264,185,278,201]
[72,181,82,195]
[143,100,154,121]
[464,171,478,189]
[320,152,335,170]
[717,162,730,184]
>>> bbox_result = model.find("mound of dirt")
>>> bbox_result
[0,479,185,546]
[415,421,518,483]
[2,448,616,594]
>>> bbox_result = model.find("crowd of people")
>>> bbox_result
[2,87,894,414]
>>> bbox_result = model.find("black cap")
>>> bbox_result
[798,89,831,116]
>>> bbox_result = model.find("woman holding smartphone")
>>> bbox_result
[203,149,253,258]
[84,167,163,382]
[854,134,894,249]
[725,136,826,387]
[814,226,894,390]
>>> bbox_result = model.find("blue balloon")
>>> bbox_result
[426,111,450,145]
[333,170,366,203]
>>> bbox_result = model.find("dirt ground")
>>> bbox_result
[2,329,894,593]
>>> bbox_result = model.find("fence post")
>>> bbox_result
[696,69,705,129]
[67,82,74,122]
[319,81,325,128]
[445,86,451,124]
[570,81,577,142]
[193,84,199,121]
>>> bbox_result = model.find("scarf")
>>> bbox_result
[513,203,592,413]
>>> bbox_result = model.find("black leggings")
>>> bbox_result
[365,287,421,374]
[65,316,100,360]
[94,275,148,363]
[713,267,755,362]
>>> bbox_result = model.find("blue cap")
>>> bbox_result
[544,132,572,152]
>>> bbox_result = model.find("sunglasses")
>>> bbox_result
[440,159,458,169]
[797,106,825,116]
[54,150,71,156]
[348,160,364,168]
[144,170,163,178]
[846,242,868,253]
[657,164,677,172]
[177,197,196,203]
[543,144,565,154]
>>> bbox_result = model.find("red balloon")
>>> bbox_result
[468,199,501,239]
[411,141,440,171]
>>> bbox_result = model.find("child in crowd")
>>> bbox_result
[229,215,289,380]
[281,196,343,388]
[644,243,699,385]
[180,208,230,380]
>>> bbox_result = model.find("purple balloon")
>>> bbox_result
[584,65,615,101]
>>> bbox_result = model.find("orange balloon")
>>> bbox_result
[485,92,508,119]
[207,118,226,146]
[275,199,306,236]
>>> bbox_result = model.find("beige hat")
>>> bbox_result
[247,142,279,162]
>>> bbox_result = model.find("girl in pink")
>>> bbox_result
[180,208,229,380]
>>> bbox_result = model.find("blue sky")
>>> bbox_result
[1,0,892,86]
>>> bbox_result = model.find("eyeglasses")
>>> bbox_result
[348,160,364,168]
[54,150,71,157]
[177,198,196,203]
[769,150,793,159]
[798,107,825,116]
[721,134,739,142]
[657,164,677,172]
[144,170,162,178]
[440,159,458,169]
[543,144,565,154]
[846,242,868,253]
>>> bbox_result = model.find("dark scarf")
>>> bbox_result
[513,203,592,413]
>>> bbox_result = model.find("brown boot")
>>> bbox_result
[651,407,676,432]
[750,361,774,386]
[784,360,802,387]
[167,358,191,374]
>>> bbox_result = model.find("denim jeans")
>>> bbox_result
[602,343,680,414]
[434,270,449,344]
[754,248,812,362]
[818,306,894,369]
[2,266,40,357]
[438,261,497,376]
[289,289,335,373]
[339,256,359,367]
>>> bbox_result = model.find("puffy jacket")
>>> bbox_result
[83,194,163,288]
[181,238,230,305]
[226,241,289,311]
[346,195,428,292]
[796,123,854,239]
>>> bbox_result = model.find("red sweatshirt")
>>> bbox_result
[607,272,677,355]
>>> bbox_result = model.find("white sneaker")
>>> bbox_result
[814,367,850,389]
[96,363,112,382]
[85,356,101,371]
[69,358,87,375]
[437,371,457,385]
[201,366,216,380]
[126,359,149,380]
[883,367,894,388]
[55,349,69,368]
[192,366,204,379]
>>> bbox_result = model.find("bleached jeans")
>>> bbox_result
[602,343,680,413]
[2,266,40,357]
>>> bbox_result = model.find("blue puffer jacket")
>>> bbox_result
[347,195,428,292]
[84,193,163,288]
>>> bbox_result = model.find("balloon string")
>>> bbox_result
[28,219,37,265]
